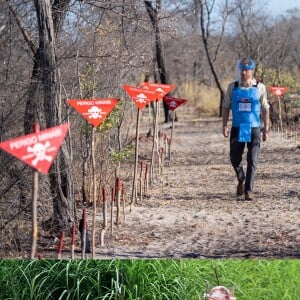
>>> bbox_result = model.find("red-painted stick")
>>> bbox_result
[122,183,126,222]
[71,223,76,259]
[102,187,107,228]
[57,231,65,259]
[111,187,114,236]
[31,123,39,260]
[81,208,87,259]
[100,187,107,247]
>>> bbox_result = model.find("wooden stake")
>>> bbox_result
[71,223,76,259]
[277,96,283,135]
[122,183,126,222]
[91,127,97,259]
[160,147,165,175]
[102,187,107,229]
[139,162,144,201]
[81,208,86,259]
[31,123,39,260]
[100,187,107,247]
[57,231,64,259]
[144,163,149,195]
[131,108,141,208]
[111,187,114,236]
[150,101,160,184]
[168,112,175,165]
[116,177,121,225]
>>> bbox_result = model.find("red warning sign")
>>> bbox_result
[163,96,187,111]
[141,82,175,99]
[123,85,161,109]
[67,98,119,127]
[269,86,288,97]
[0,123,70,174]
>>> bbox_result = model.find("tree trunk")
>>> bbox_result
[144,0,173,122]
[34,0,75,232]
[199,0,225,117]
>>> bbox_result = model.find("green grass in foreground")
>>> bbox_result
[0,259,299,299]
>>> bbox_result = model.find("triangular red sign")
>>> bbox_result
[67,98,119,127]
[163,96,187,111]
[141,82,175,99]
[269,86,288,97]
[0,123,70,174]
[123,85,161,109]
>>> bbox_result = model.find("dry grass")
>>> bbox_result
[176,81,223,116]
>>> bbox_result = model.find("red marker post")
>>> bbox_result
[0,123,70,174]
[115,177,121,225]
[163,96,187,163]
[123,85,161,206]
[269,86,288,135]
[121,183,126,223]
[140,83,175,184]
[0,123,70,259]
[57,231,65,259]
[71,223,76,259]
[81,208,87,259]
[101,186,107,247]
[68,98,119,258]
[67,98,119,127]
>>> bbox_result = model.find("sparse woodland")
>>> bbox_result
[0,0,299,258]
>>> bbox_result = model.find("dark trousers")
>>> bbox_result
[230,127,261,193]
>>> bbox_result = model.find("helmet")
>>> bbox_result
[204,286,236,300]
[239,57,256,70]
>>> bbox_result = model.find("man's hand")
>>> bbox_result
[222,107,230,138]
[262,129,268,141]
[223,126,229,138]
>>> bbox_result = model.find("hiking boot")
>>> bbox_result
[236,181,244,196]
[245,192,255,201]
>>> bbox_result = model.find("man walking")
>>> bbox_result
[222,57,270,200]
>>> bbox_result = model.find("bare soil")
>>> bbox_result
[88,111,300,259]
[5,109,300,259]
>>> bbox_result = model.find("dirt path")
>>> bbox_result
[95,112,300,259]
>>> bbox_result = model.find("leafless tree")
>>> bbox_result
[198,0,233,116]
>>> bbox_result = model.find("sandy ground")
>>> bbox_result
[79,111,300,259]
[22,108,299,260]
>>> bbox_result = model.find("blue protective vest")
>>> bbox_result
[232,83,261,128]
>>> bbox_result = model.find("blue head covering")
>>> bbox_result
[239,57,256,70]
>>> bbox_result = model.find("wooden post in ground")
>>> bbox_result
[111,187,114,236]
[130,108,141,208]
[31,123,39,260]
[149,101,159,184]
[81,208,87,259]
[122,183,126,222]
[116,178,121,225]
[168,111,175,165]
[139,162,144,201]
[144,163,149,195]
[100,187,107,247]
[71,223,76,259]
[57,231,64,259]
[91,127,97,259]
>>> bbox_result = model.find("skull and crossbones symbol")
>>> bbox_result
[155,88,164,98]
[84,106,106,119]
[169,100,178,109]
[136,93,147,103]
[23,142,55,166]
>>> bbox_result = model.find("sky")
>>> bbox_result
[266,0,300,16]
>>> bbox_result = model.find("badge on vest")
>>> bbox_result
[238,98,251,112]
[239,123,251,142]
